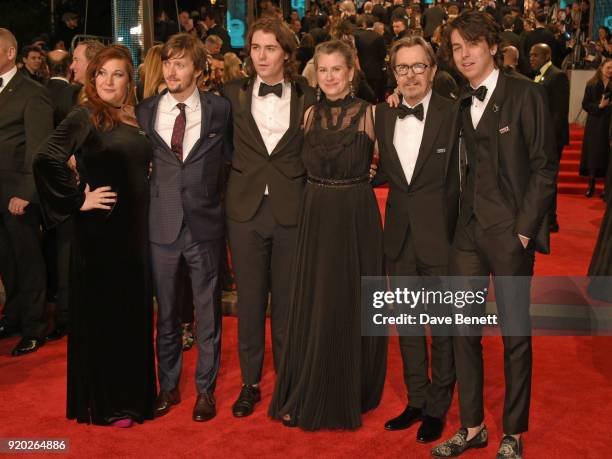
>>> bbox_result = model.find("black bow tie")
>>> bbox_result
[466,85,488,102]
[396,103,424,121]
[258,82,283,98]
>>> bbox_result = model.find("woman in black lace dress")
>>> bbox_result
[34,46,156,427]
[269,40,387,430]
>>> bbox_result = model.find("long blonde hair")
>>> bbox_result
[143,44,165,98]
[223,52,245,83]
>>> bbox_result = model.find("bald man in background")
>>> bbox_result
[530,43,569,233]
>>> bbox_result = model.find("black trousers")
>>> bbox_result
[0,205,47,338]
[450,216,534,435]
[42,218,73,328]
[549,143,564,224]
[151,225,222,394]
[227,197,297,385]
[388,236,455,419]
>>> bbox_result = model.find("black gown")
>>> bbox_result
[33,107,156,425]
[588,187,612,302]
[268,96,388,430]
[579,80,611,177]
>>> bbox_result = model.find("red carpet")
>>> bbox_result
[557,125,604,195]
[1,195,610,458]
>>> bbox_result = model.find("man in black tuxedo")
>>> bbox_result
[204,11,232,55]
[0,28,53,356]
[355,14,388,102]
[431,11,557,459]
[375,36,460,444]
[41,49,81,341]
[136,33,232,422]
[19,45,45,84]
[500,15,521,51]
[530,43,569,232]
[223,17,316,418]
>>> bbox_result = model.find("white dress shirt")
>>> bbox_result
[155,86,202,161]
[393,90,432,185]
[0,65,18,94]
[470,68,499,129]
[251,75,291,195]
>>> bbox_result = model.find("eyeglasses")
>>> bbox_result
[394,63,429,75]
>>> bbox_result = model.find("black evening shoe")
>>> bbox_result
[417,415,444,443]
[384,405,422,431]
[46,325,67,341]
[154,388,181,417]
[585,178,596,198]
[496,435,523,459]
[431,426,488,457]
[11,337,44,357]
[231,385,261,417]
[281,415,298,428]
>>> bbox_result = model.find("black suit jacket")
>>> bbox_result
[0,70,54,207]
[459,72,558,253]
[500,30,521,50]
[45,78,81,127]
[374,93,460,266]
[136,90,233,244]
[223,77,316,226]
[523,27,560,66]
[354,29,387,82]
[539,64,570,147]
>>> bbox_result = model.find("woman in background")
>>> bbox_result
[34,45,156,427]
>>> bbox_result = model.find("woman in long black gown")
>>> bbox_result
[579,59,612,197]
[269,40,387,431]
[34,45,156,427]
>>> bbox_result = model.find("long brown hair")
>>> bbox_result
[587,58,612,86]
[142,44,165,98]
[244,17,298,81]
[83,45,135,131]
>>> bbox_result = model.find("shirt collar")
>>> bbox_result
[50,76,70,83]
[539,61,553,75]
[471,68,499,102]
[402,89,432,117]
[162,85,200,111]
[254,75,288,98]
[0,65,18,88]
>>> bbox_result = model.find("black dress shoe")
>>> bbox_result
[193,392,216,422]
[46,325,68,341]
[549,221,559,233]
[11,337,44,357]
[417,415,444,443]
[496,435,523,459]
[0,318,18,340]
[384,405,422,431]
[231,385,261,417]
[154,389,180,417]
[431,426,488,457]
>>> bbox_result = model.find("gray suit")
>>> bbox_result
[136,90,232,394]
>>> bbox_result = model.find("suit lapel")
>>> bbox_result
[239,79,268,156]
[383,106,409,190]
[184,91,211,164]
[148,91,181,164]
[411,93,443,184]
[475,72,506,177]
[270,81,303,156]
[0,71,23,112]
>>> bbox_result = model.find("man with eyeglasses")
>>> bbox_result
[374,36,460,444]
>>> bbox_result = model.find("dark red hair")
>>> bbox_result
[83,45,135,131]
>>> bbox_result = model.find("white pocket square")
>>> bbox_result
[499,126,510,134]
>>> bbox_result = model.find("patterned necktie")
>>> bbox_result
[396,103,424,121]
[170,103,186,162]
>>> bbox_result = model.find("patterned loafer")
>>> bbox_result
[496,435,522,459]
[431,426,488,457]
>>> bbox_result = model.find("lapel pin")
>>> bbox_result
[492,104,499,113]
[499,126,510,134]
[436,148,446,154]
